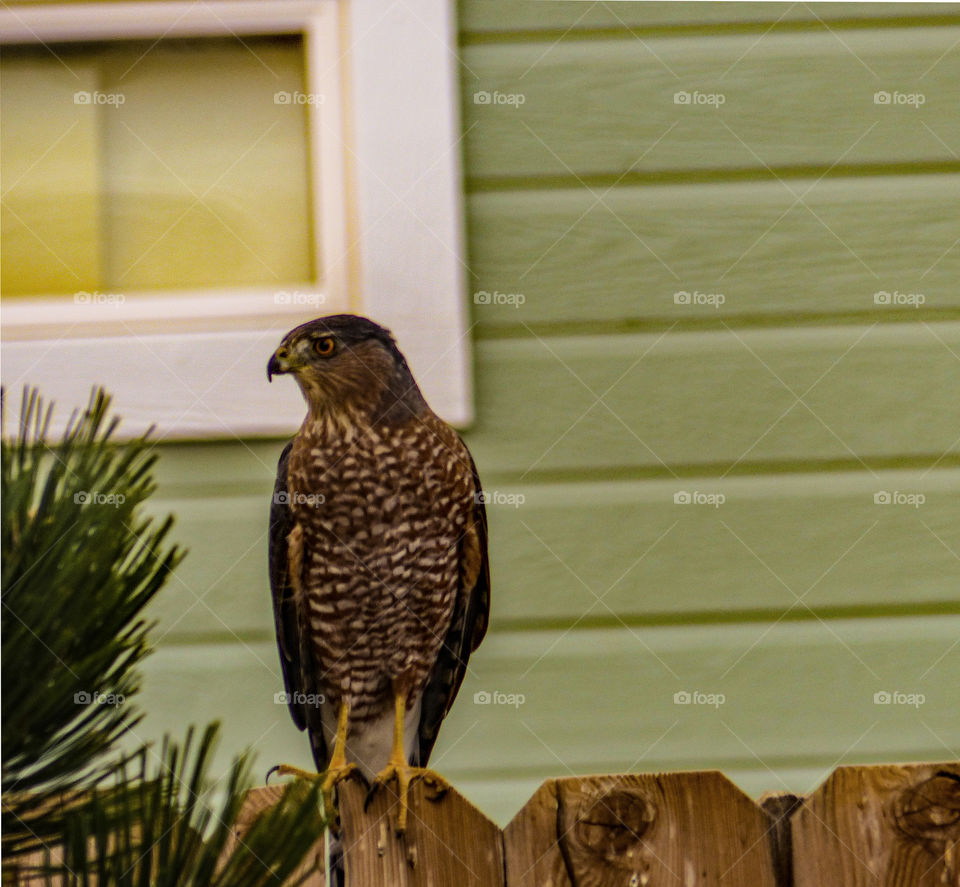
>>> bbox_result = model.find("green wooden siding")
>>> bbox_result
[467,177,960,329]
[458,3,960,33]
[137,1,960,826]
[462,28,960,179]
[135,616,959,823]
[145,467,960,641]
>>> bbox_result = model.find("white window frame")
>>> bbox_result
[0,0,472,438]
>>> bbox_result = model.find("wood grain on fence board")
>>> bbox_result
[338,775,504,886]
[792,763,960,886]
[16,764,960,885]
[505,772,778,886]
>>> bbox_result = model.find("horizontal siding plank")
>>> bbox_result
[459,2,960,35]
[464,323,960,473]
[145,468,960,638]
[153,441,281,493]
[485,470,960,623]
[132,617,960,824]
[462,28,960,179]
[444,617,960,776]
[142,494,273,640]
[467,175,960,329]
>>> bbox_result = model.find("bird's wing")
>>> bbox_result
[416,438,491,765]
[269,441,328,769]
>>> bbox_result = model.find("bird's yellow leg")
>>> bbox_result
[269,701,356,810]
[370,687,449,834]
[319,700,357,796]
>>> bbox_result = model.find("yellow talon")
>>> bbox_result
[268,701,356,815]
[370,761,449,834]
[367,684,449,834]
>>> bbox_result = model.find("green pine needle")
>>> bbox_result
[2,388,329,884]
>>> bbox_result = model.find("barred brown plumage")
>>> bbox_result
[266,314,490,835]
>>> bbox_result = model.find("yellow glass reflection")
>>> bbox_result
[1,36,313,298]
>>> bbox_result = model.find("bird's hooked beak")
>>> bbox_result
[267,346,293,382]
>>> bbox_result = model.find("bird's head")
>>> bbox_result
[267,314,425,425]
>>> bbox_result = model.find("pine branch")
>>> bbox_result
[2,388,330,883]
[2,388,183,857]
[42,725,326,887]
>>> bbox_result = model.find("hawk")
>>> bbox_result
[266,314,490,833]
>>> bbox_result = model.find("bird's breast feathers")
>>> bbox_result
[287,413,473,553]
[283,412,476,705]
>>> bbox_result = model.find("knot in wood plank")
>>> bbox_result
[892,769,960,845]
[558,782,656,885]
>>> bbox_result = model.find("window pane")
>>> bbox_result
[1,55,103,296]
[0,36,313,297]
[100,37,313,290]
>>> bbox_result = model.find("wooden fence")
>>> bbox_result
[234,762,960,886]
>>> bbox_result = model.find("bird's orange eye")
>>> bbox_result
[313,336,336,357]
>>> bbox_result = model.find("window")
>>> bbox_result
[1,1,471,436]
[3,37,315,297]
